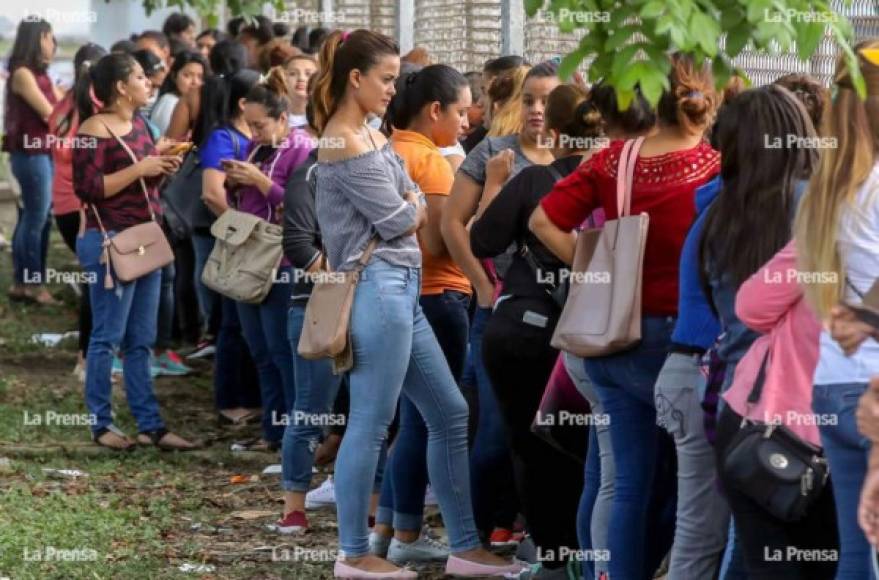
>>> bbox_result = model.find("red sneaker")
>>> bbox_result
[273,510,308,534]
[489,527,522,547]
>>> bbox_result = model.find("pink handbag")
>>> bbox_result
[91,121,174,288]
[550,137,650,357]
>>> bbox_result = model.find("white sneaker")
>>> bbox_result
[305,475,336,509]
[387,526,450,563]
[368,531,392,557]
[424,485,437,506]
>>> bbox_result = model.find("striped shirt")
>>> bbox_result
[314,142,423,272]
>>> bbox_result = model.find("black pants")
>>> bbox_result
[55,212,91,355]
[716,405,840,580]
[482,295,583,568]
[172,238,201,344]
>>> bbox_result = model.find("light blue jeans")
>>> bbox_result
[564,352,613,580]
[11,152,53,285]
[334,259,480,557]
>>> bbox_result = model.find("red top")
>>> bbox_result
[48,93,82,216]
[2,66,57,154]
[73,115,163,232]
[540,139,720,316]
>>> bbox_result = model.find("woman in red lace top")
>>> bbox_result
[530,54,721,580]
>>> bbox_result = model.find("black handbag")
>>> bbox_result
[160,128,242,238]
[719,351,829,522]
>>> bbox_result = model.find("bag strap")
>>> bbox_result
[746,350,771,405]
[615,136,646,217]
[98,118,157,222]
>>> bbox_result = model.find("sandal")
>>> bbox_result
[217,409,260,426]
[93,425,135,451]
[137,428,200,451]
[230,437,281,452]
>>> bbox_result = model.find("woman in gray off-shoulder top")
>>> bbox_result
[309,28,525,579]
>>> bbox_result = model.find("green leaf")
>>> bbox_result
[724,24,750,57]
[558,47,587,81]
[640,1,665,19]
[690,11,719,56]
[639,67,668,105]
[605,25,640,52]
[794,20,826,61]
[525,0,545,17]
[611,43,644,79]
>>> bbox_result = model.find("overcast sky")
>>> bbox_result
[2,0,95,37]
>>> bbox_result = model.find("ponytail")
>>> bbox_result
[67,43,107,134]
[78,52,136,124]
[311,29,399,135]
[245,66,290,118]
[193,68,260,145]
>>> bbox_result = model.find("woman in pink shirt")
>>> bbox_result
[716,240,838,579]
[48,43,107,381]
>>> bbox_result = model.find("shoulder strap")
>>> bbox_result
[746,350,771,405]
[545,163,563,183]
[98,118,157,221]
[616,136,645,217]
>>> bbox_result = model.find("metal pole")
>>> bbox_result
[501,0,525,55]
[397,0,415,53]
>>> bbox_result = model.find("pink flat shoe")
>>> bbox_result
[444,555,530,577]
[333,560,417,579]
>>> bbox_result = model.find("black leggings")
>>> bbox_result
[481,295,583,568]
[55,211,91,355]
[716,405,840,580]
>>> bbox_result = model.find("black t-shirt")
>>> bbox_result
[470,155,581,303]
[462,125,488,154]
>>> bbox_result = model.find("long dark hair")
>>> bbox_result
[192,39,252,145]
[7,18,53,73]
[58,43,107,137]
[699,85,818,293]
[312,29,399,134]
[383,64,468,133]
[193,68,260,145]
[77,52,137,123]
[158,50,208,97]
[589,81,655,136]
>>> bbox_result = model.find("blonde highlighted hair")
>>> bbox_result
[486,65,530,137]
[794,39,879,318]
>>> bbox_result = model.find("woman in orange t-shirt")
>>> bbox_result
[370,64,474,560]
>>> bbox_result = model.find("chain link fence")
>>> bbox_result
[292,0,879,84]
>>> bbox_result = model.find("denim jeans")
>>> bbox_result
[214,296,261,411]
[585,316,677,580]
[156,261,176,349]
[565,352,613,580]
[655,352,730,580]
[77,229,165,434]
[192,233,218,326]
[468,306,519,535]
[236,267,295,444]
[11,152,53,285]
[281,302,343,492]
[334,259,480,557]
[813,382,874,580]
[377,290,471,530]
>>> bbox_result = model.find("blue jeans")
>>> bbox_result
[11,152,53,285]
[192,233,218,325]
[468,306,518,535]
[236,267,295,444]
[585,316,677,580]
[281,302,343,492]
[76,229,165,434]
[813,382,874,580]
[335,259,480,557]
[565,352,614,580]
[156,261,175,349]
[377,290,471,531]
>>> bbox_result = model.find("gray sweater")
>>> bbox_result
[314,142,423,272]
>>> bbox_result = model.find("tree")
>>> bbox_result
[526,0,865,107]
[136,0,285,29]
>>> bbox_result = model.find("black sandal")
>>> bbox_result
[92,425,135,452]
[137,428,200,451]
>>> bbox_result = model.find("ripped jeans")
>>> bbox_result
[281,301,343,492]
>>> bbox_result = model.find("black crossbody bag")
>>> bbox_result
[719,351,829,522]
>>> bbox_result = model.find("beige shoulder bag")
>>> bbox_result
[550,136,650,357]
[92,120,174,289]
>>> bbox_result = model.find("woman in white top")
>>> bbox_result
[151,50,207,135]
[794,41,879,580]
[283,54,317,129]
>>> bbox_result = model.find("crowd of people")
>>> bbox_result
[4,11,879,580]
